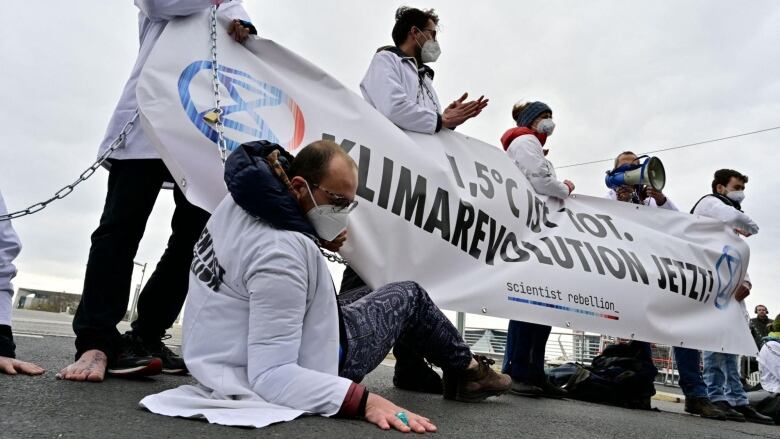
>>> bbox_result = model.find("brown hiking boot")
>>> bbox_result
[684,396,727,420]
[443,355,512,403]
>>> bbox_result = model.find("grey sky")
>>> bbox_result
[1,1,778,328]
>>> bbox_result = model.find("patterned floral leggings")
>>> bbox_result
[338,281,472,382]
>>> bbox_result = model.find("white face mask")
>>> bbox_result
[536,118,555,135]
[421,39,441,63]
[415,31,441,63]
[726,190,745,204]
[304,181,351,241]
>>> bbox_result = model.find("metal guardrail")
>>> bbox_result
[462,327,761,388]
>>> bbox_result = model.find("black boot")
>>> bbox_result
[733,405,776,425]
[684,397,727,420]
[392,343,443,394]
[713,401,746,422]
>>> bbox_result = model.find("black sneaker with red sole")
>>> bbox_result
[144,335,188,375]
[107,333,162,377]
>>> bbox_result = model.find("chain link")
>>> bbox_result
[209,4,228,164]
[3,7,225,222]
[320,248,349,265]
[0,112,138,222]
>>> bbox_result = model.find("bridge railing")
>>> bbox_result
[462,327,761,388]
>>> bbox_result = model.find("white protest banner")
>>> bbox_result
[137,11,756,355]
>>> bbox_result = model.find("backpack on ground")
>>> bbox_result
[548,341,658,409]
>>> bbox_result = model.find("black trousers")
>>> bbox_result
[73,159,209,360]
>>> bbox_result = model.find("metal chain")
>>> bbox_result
[2,6,224,222]
[0,112,139,222]
[209,4,228,164]
[320,248,349,265]
[209,5,343,265]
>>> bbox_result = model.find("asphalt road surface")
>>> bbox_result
[3,334,779,439]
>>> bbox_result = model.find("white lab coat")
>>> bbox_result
[140,196,351,428]
[759,340,780,393]
[692,195,757,284]
[0,190,20,327]
[98,1,250,161]
[605,189,680,211]
[506,134,569,199]
[360,50,442,134]
[692,196,759,236]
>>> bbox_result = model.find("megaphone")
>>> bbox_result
[605,155,666,191]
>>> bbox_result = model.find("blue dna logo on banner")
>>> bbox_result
[713,245,743,310]
[178,61,306,152]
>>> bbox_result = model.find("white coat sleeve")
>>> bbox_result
[0,191,21,327]
[693,197,759,235]
[243,237,351,416]
[135,0,250,22]
[506,135,570,199]
[654,196,679,212]
[360,53,439,134]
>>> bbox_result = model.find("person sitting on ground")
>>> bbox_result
[746,315,780,424]
[744,304,773,384]
[140,140,511,431]
[759,316,780,395]
[0,189,45,376]
[499,100,572,398]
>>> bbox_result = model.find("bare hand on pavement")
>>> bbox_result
[0,356,45,376]
[364,393,437,433]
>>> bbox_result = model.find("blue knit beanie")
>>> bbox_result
[515,101,552,128]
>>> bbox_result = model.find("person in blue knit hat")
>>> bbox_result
[499,100,574,398]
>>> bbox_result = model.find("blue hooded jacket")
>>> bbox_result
[224,140,317,238]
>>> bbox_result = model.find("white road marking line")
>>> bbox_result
[15,333,44,339]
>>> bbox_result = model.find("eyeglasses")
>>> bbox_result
[416,27,437,41]
[311,183,358,212]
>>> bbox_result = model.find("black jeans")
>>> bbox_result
[338,281,472,382]
[73,159,209,360]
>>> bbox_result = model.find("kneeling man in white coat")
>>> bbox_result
[141,140,511,432]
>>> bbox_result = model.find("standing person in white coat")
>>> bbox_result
[499,100,573,398]
[141,140,511,431]
[0,191,45,376]
[58,0,257,382]
[692,168,773,425]
[346,6,489,395]
[359,6,488,135]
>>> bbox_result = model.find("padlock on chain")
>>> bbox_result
[203,109,221,124]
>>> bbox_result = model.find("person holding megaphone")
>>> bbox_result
[605,151,675,209]
[605,152,742,421]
